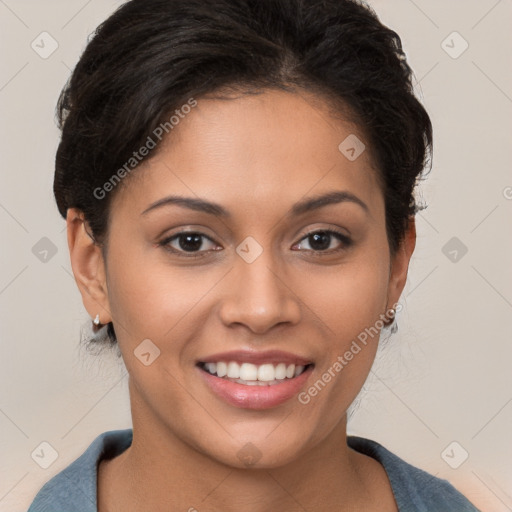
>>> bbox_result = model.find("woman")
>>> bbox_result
[27,0,481,510]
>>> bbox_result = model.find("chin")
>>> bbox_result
[215,441,306,470]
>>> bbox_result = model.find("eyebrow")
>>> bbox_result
[141,190,369,217]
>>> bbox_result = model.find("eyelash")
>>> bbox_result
[157,228,352,259]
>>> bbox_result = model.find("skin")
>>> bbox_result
[67,88,415,512]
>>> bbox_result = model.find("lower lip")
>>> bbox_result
[197,364,314,410]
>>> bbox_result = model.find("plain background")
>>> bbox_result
[0,1,511,511]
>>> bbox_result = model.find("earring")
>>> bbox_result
[384,306,398,333]
[384,307,396,326]
[384,308,396,326]
[93,314,100,326]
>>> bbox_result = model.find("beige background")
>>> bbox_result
[1,1,511,511]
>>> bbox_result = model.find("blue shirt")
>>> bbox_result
[27,429,481,512]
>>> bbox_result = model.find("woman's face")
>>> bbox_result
[75,88,414,468]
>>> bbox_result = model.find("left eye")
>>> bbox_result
[293,230,351,252]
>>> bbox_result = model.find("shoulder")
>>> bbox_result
[27,429,133,512]
[347,435,481,512]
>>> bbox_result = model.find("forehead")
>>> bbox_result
[112,89,382,219]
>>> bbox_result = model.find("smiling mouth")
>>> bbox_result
[197,361,314,386]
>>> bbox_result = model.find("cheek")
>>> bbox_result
[106,244,225,357]
[299,245,390,395]
[305,254,389,340]
[105,256,210,408]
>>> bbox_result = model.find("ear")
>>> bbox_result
[386,216,416,310]
[66,208,112,325]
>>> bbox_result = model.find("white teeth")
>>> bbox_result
[234,378,281,386]
[294,365,305,377]
[205,362,216,374]
[239,363,258,380]
[216,361,227,377]
[201,361,310,383]
[227,361,239,378]
[274,363,287,380]
[257,363,276,381]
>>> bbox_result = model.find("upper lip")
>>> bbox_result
[198,349,313,366]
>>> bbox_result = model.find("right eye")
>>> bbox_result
[158,231,222,258]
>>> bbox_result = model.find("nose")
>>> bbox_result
[218,248,302,334]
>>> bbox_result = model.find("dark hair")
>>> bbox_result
[54,0,433,347]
